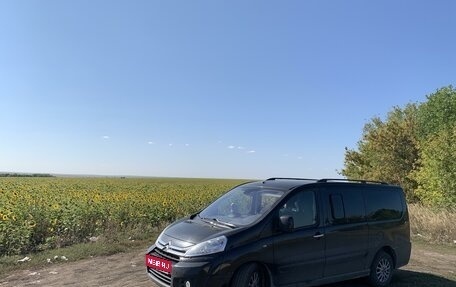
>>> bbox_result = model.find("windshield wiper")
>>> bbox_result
[198,215,236,229]
[212,218,237,228]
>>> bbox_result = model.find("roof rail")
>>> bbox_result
[317,178,388,185]
[264,177,317,182]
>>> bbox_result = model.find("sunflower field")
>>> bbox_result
[0,177,246,256]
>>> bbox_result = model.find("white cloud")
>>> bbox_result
[185,143,190,147]
[237,146,245,150]
[102,136,110,140]
[227,145,235,149]
[148,141,155,145]
[168,143,173,147]
[247,150,256,154]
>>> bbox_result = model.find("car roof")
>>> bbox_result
[243,178,318,191]
[242,177,394,192]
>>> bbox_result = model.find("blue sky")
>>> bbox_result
[0,1,455,179]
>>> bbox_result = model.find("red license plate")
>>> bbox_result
[145,255,172,274]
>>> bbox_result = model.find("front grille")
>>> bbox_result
[148,237,192,287]
[153,248,180,262]
[148,267,172,286]
[148,247,181,287]
[156,238,188,258]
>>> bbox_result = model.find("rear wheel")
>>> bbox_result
[368,251,394,287]
[231,263,264,287]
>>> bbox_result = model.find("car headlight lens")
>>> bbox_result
[184,236,227,257]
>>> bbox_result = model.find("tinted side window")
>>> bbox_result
[330,194,345,224]
[329,189,365,225]
[365,188,403,221]
[343,190,365,223]
[280,191,316,228]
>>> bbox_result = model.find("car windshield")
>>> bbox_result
[199,185,285,227]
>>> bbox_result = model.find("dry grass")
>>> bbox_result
[408,203,456,244]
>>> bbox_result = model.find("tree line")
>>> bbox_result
[342,86,456,208]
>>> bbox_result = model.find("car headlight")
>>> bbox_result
[155,230,165,246]
[184,236,227,257]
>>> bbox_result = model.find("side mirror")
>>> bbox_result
[279,215,294,232]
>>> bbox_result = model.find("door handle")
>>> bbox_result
[313,233,324,239]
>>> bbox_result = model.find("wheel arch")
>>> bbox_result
[379,246,397,268]
[229,261,273,287]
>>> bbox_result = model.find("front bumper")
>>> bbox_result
[146,245,233,287]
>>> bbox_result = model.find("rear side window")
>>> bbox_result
[330,194,345,223]
[329,189,365,225]
[365,188,403,221]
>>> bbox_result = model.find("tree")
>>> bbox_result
[342,104,419,200]
[412,127,456,207]
[411,86,456,207]
[343,86,456,208]
[417,86,456,141]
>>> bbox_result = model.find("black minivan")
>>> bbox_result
[146,178,411,287]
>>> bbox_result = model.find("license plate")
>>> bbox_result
[145,255,172,274]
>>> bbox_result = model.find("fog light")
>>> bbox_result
[185,281,191,287]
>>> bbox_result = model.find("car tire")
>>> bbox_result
[231,263,264,287]
[368,251,394,287]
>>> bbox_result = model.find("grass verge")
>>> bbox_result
[408,203,456,245]
[0,227,160,278]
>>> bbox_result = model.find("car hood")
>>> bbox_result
[160,216,233,248]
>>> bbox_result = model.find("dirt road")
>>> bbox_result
[1,242,455,287]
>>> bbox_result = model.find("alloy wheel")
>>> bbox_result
[376,258,391,283]
[248,271,260,287]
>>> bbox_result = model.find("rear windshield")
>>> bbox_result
[199,185,285,226]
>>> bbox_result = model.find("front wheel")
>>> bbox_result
[368,251,394,287]
[231,263,264,287]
